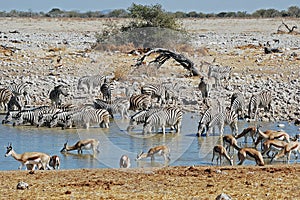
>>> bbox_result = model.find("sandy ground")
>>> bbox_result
[1,165,300,199]
[1,17,300,199]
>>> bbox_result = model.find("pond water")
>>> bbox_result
[0,113,299,171]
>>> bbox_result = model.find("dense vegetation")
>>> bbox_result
[1,4,300,18]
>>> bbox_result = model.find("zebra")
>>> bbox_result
[0,88,22,111]
[49,110,74,128]
[127,108,161,131]
[197,107,216,137]
[49,85,68,107]
[198,76,212,98]
[7,82,32,106]
[129,94,152,111]
[208,65,231,88]
[48,105,90,128]
[248,90,274,120]
[141,83,166,105]
[100,78,116,103]
[77,75,104,94]
[13,106,51,126]
[94,98,130,119]
[230,92,245,119]
[2,110,20,124]
[142,107,183,135]
[65,108,110,129]
[37,107,63,127]
[206,108,238,137]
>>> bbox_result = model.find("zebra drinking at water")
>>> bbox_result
[207,108,238,137]
[13,106,51,126]
[127,108,161,131]
[65,108,110,129]
[48,105,90,128]
[77,74,104,94]
[142,107,182,135]
[197,107,216,137]
[94,98,130,119]
[248,90,274,120]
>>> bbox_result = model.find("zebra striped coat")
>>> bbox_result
[65,108,110,129]
[127,108,161,131]
[94,98,130,119]
[207,108,238,136]
[48,105,90,128]
[7,82,31,106]
[141,83,166,104]
[248,90,274,120]
[129,94,152,111]
[197,107,219,137]
[230,92,245,119]
[13,106,51,126]
[0,88,22,111]
[100,78,116,103]
[142,107,182,135]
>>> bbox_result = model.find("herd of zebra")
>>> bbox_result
[197,64,274,137]
[0,65,275,137]
[0,75,183,135]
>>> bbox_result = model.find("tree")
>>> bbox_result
[287,6,300,17]
[107,9,128,18]
[127,3,179,30]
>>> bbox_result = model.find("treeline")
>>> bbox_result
[1,5,300,18]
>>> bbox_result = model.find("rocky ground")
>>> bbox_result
[1,165,300,199]
[0,18,299,122]
[0,17,300,199]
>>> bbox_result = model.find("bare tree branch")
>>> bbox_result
[134,48,200,76]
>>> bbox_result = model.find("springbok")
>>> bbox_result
[261,139,289,158]
[136,145,170,162]
[222,135,241,155]
[237,147,265,166]
[271,141,300,164]
[5,143,51,170]
[60,139,100,155]
[27,155,60,170]
[211,145,233,166]
[235,126,257,144]
[119,155,131,168]
[254,126,290,148]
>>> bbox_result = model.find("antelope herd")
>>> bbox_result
[212,125,300,166]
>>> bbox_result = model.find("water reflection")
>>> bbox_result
[0,113,299,171]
